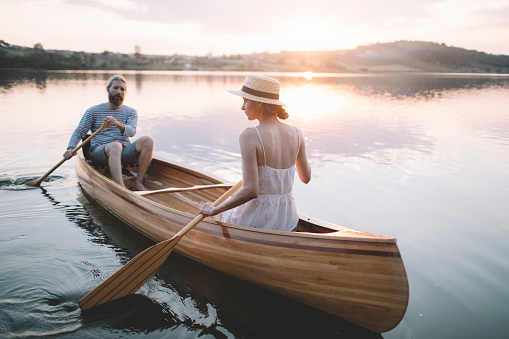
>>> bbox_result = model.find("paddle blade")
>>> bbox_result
[79,235,179,310]
[25,177,44,186]
[27,123,106,187]
[79,180,242,311]
[25,158,67,186]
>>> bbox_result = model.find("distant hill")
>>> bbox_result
[270,41,509,73]
[1,39,508,73]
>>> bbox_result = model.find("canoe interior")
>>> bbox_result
[94,158,399,241]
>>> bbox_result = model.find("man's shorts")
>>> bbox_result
[90,141,140,166]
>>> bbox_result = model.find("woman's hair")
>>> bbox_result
[106,75,127,90]
[261,103,289,120]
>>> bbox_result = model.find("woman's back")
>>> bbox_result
[214,123,301,231]
[254,122,300,169]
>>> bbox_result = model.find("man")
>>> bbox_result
[64,75,154,191]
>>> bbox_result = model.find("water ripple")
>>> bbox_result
[0,172,65,190]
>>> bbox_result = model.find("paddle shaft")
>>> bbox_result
[26,123,107,186]
[79,180,242,310]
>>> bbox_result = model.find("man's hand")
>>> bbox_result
[63,147,75,160]
[104,116,118,128]
[104,116,125,132]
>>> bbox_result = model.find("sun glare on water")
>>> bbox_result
[284,81,348,122]
[303,72,313,80]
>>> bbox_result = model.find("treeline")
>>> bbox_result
[0,41,182,70]
[0,45,100,69]
[1,39,509,73]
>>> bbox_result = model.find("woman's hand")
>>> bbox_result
[200,202,218,216]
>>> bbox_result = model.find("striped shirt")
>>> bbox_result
[67,103,138,152]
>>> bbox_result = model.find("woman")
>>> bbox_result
[200,74,311,232]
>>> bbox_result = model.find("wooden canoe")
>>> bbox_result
[75,152,409,333]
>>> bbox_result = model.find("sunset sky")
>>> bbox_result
[2,0,509,56]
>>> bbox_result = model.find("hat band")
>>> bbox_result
[242,85,279,100]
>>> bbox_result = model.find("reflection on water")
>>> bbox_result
[2,69,507,97]
[2,69,508,171]
[1,70,509,339]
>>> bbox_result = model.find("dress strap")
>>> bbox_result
[254,127,267,166]
[293,125,300,164]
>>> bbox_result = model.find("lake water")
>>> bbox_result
[1,70,508,338]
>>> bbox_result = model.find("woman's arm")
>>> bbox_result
[295,127,311,183]
[200,128,260,216]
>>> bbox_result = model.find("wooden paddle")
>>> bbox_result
[78,180,243,311]
[26,123,107,186]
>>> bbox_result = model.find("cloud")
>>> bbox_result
[64,0,280,34]
[469,3,509,29]
[68,0,147,12]
[91,0,148,12]
[63,0,440,34]
[426,0,509,28]
[2,0,508,55]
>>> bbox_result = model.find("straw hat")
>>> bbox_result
[228,74,287,106]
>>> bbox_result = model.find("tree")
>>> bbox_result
[33,42,44,50]
[134,45,142,64]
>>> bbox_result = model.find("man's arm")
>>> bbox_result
[64,109,94,159]
[122,107,137,137]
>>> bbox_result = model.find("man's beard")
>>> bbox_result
[108,94,124,107]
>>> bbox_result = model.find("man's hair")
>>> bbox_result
[106,75,127,90]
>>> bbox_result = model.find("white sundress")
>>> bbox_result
[217,126,300,232]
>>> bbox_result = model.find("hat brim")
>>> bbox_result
[228,89,288,106]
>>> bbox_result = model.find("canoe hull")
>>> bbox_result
[75,154,409,333]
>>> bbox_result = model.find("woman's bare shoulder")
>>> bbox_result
[239,127,258,138]
[239,127,260,146]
